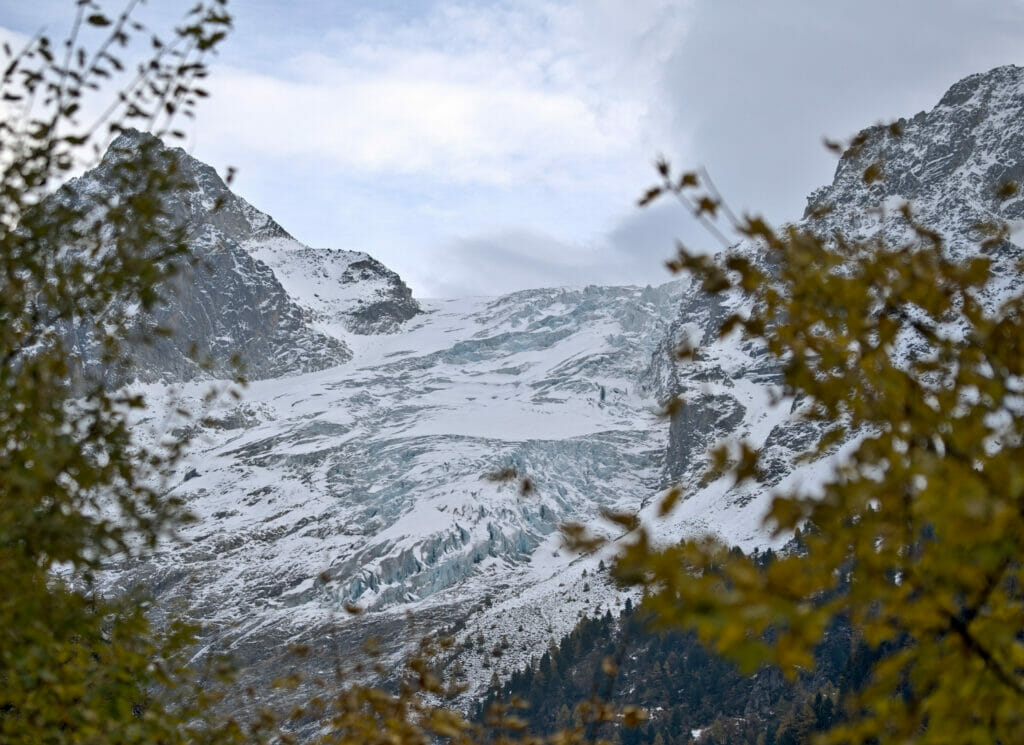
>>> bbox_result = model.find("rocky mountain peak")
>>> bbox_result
[104,128,291,245]
[807,64,1024,248]
[62,130,421,382]
[653,64,1024,547]
[935,63,1024,110]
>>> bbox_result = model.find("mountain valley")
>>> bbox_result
[84,64,1024,709]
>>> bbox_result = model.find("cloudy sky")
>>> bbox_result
[4,1,1024,297]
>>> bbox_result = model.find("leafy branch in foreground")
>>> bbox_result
[597,152,1023,744]
[0,3,263,743]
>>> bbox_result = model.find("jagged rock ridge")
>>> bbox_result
[60,130,420,382]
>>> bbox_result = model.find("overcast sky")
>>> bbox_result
[4,1,1024,297]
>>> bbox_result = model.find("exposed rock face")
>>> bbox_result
[137,244,350,382]
[664,392,745,483]
[808,65,1024,239]
[60,130,420,382]
[649,64,1024,543]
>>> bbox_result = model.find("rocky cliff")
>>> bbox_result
[59,130,419,382]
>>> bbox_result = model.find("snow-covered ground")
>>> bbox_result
[105,281,699,695]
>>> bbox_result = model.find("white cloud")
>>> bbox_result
[419,200,701,298]
[203,65,623,186]
[0,1,699,298]
[7,1,1024,299]
[200,1,688,190]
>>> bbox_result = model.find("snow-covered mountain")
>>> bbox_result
[95,65,1024,704]
[59,130,419,382]
[75,131,677,698]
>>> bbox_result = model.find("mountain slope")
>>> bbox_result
[108,283,679,699]
[249,239,420,334]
